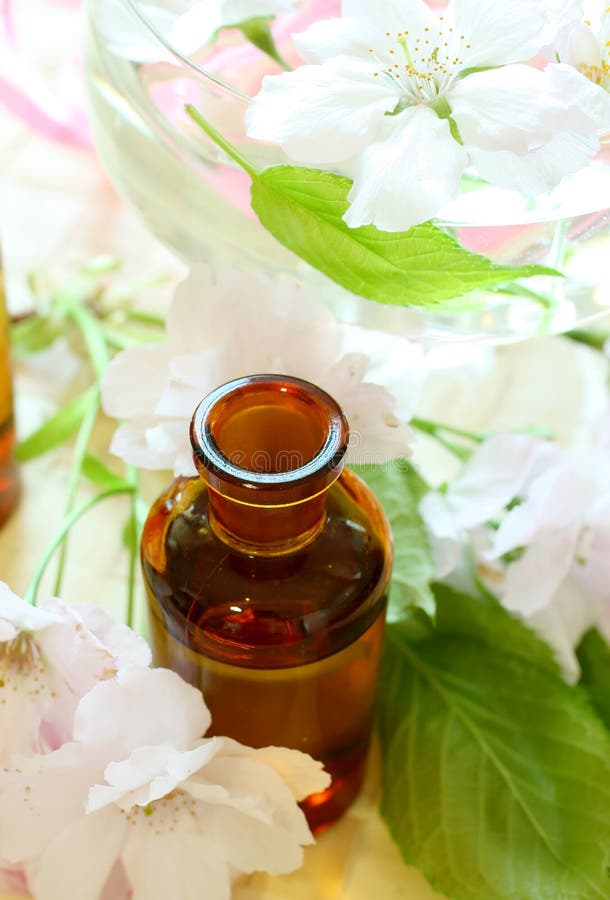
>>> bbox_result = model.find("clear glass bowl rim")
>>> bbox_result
[122,0,252,100]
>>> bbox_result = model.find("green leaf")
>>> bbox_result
[81,453,127,490]
[379,587,610,900]
[434,584,560,676]
[185,107,559,309]
[251,168,558,308]
[16,386,98,462]
[351,461,435,618]
[577,628,610,730]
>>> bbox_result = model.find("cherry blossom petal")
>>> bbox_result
[452,0,550,67]
[189,751,314,873]
[546,62,610,129]
[28,807,125,900]
[344,106,467,231]
[295,0,436,63]
[88,742,222,812]
[219,739,330,801]
[342,0,435,32]
[557,20,602,68]
[64,603,152,670]
[0,583,60,635]
[105,265,417,472]
[447,434,552,529]
[572,495,610,596]
[489,466,592,558]
[123,831,230,900]
[173,0,296,53]
[0,744,102,862]
[528,578,607,682]
[102,345,173,419]
[73,669,210,753]
[469,131,601,196]
[501,526,581,615]
[246,56,400,164]
[449,65,568,154]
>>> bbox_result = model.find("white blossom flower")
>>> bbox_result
[0,585,150,763]
[246,0,610,230]
[172,0,300,51]
[419,431,610,680]
[101,265,421,475]
[553,0,610,92]
[0,667,329,900]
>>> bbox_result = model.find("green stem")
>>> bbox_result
[412,417,485,445]
[411,420,470,461]
[65,299,110,379]
[125,309,166,328]
[53,391,100,595]
[51,299,110,593]
[24,486,135,606]
[185,105,258,179]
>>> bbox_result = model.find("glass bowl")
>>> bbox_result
[84,0,610,345]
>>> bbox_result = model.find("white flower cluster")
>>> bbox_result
[246,0,610,231]
[0,584,329,900]
[420,424,610,681]
[102,264,421,476]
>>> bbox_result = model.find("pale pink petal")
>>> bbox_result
[490,466,592,558]
[528,577,607,683]
[343,0,436,35]
[101,345,173,419]
[469,131,601,196]
[452,0,549,66]
[547,62,610,130]
[345,106,467,231]
[246,56,400,164]
[73,669,211,754]
[0,744,103,862]
[294,0,436,65]
[572,496,610,596]
[64,603,152,670]
[556,20,601,68]
[109,421,165,470]
[237,743,330,800]
[450,65,567,154]
[500,527,580,615]
[448,435,553,530]
[88,742,222,812]
[0,583,60,634]
[29,807,125,900]
[123,831,230,900]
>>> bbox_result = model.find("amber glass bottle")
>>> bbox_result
[0,267,19,526]
[141,375,392,832]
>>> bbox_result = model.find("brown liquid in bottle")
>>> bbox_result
[141,376,392,832]
[0,269,19,526]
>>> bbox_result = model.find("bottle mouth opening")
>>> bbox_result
[190,375,349,493]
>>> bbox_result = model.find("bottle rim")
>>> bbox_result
[190,374,349,494]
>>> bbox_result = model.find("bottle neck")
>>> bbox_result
[190,375,349,557]
[207,483,331,556]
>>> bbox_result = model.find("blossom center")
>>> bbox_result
[579,13,610,88]
[369,15,472,104]
[0,633,48,698]
[120,788,198,835]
